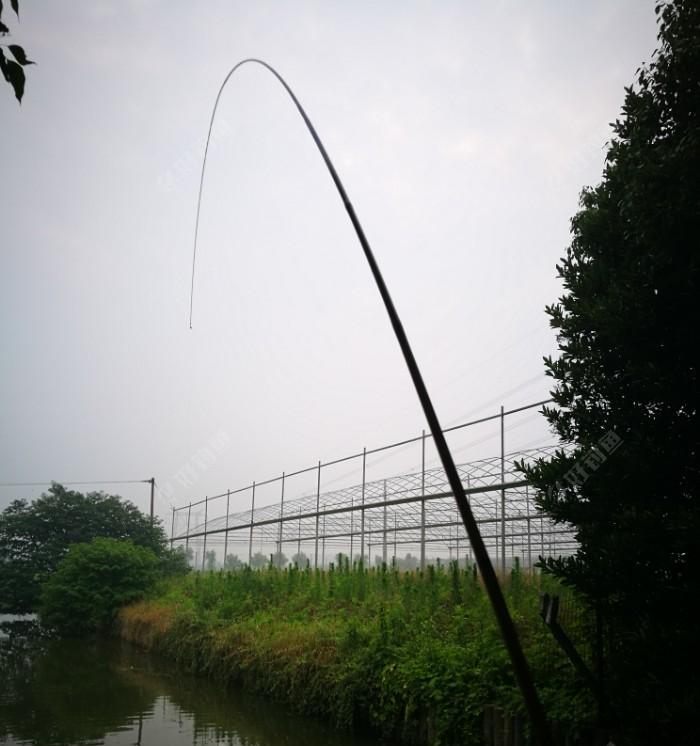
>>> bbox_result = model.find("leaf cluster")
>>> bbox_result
[39,538,160,636]
[0,0,33,102]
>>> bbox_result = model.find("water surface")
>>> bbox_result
[0,618,385,746]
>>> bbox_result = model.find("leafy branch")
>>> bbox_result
[0,0,34,103]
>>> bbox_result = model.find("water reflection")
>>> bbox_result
[0,620,382,746]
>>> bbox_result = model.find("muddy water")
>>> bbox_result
[0,618,385,746]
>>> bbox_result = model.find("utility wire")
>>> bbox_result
[0,479,151,487]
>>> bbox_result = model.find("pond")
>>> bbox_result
[0,617,385,746]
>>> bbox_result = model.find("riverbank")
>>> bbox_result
[0,619,380,746]
[118,563,595,745]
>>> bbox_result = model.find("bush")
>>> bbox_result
[118,564,595,744]
[0,483,168,613]
[158,546,191,577]
[39,538,159,636]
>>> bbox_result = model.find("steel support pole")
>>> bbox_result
[526,485,532,569]
[349,495,354,565]
[382,480,387,566]
[149,477,155,523]
[360,448,366,567]
[314,461,321,569]
[202,495,208,571]
[420,429,426,572]
[170,507,175,549]
[500,405,506,573]
[297,508,302,563]
[367,517,372,568]
[278,472,285,568]
[321,505,326,569]
[494,495,500,567]
[185,502,192,552]
[223,489,230,566]
[190,59,552,745]
[541,515,545,558]
[249,482,256,566]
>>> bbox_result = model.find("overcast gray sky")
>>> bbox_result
[1,1,659,526]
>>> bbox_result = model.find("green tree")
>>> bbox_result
[204,549,217,571]
[291,551,309,568]
[0,484,167,613]
[0,1,34,102]
[157,545,191,577]
[270,550,287,568]
[519,2,700,743]
[224,553,243,570]
[249,551,267,569]
[335,552,349,569]
[398,552,419,571]
[39,538,159,636]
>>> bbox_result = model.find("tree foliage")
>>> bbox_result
[519,2,700,742]
[0,484,167,613]
[290,551,309,568]
[157,545,191,577]
[224,553,243,570]
[270,550,287,568]
[0,0,34,103]
[249,551,267,569]
[39,538,159,636]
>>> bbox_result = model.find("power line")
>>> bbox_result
[443,374,548,428]
[0,479,151,488]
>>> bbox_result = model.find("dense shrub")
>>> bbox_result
[119,563,595,745]
[40,538,159,636]
[0,484,169,613]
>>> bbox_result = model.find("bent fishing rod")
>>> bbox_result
[188,58,552,746]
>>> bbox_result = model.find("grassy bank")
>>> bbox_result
[118,562,595,745]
